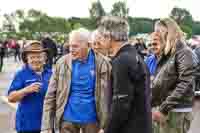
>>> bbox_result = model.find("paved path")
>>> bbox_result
[0,57,22,133]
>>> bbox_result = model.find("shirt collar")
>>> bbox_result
[24,64,49,75]
[73,49,94,64]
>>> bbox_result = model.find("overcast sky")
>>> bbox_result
[0,0,199,21]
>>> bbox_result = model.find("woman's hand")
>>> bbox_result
[8,82,41,103]
[23,82,41,94]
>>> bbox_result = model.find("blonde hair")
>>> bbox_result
[155,18,185,55]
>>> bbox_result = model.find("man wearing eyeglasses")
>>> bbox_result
[41,28,111,133]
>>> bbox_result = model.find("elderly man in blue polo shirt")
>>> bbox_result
[42,28,111,133]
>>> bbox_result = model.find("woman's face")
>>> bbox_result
[27,52,45,71]
[154,23,168,43]
[152,23,168,56]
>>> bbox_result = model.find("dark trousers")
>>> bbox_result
[0,55,3,72]
[60,121,99,133]
[14,51,21,61]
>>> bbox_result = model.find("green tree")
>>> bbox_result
[2,13,16,32]
[89,1,106,19]
[89,0,106,27]
[170,7,193,26]
[180,24,192,38]
[111,1,129,18]
[73,23,83,29]
[170,7,193,38]
[128,17,153,35]
[192,21,200,35]
[28,9,45,19]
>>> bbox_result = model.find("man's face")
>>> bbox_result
[69,36,88,60]
[96,33,115,57]
[150,32,162,56]
[92,33,109,55]
[27,52,45,71]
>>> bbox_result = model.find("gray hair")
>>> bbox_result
[69,28,91,45]
[98,16,129,42]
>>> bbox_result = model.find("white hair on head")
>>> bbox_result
[90,30,100,43]
[69,28,91,45]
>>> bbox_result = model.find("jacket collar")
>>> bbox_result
[114,43,131,58]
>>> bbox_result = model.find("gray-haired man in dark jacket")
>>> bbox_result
[97,16,152,133]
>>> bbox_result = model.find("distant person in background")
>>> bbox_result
[134,38,148,59]
[14,42,21,62]
[63,42,70,55]
[55,44,64,63]
[41,36,57,68]
[7,41,52,133]
[3,40,9,57]
[145,32,161,76]
[188,44,200,133]
[0,41,6,72]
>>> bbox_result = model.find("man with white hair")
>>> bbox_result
[41,28,111,133]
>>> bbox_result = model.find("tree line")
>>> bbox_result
[0,1,200,43]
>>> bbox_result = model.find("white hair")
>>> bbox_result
[69,28,91,45]
[90,30,100,43]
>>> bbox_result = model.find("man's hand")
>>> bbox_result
[152,111,167,125]
[41,129,52,133]
[98,129,104,133]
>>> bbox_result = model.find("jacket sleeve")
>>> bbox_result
[99,60,112,129]
[105,55,141,133]
[159,48,194,115]
[41,64,59,130]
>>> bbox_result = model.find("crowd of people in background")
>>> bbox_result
[3,16,200,133]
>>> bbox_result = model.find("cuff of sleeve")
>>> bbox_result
[159,102,172,116]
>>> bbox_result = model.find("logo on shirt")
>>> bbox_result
[90,69,95,77]
[25,79,38,83]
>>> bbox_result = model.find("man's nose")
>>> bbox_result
[93,44,99,49]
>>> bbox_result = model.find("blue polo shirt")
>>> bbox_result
[63,49,97,123]
[7,65,52,132]
[145,54,157,76]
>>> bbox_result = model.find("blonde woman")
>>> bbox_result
[151,18,194,133]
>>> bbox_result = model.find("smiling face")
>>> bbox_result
[154,23,168,43]
[27,52,45,72]
[150,32,162,56]
[69,28,91,61]
[69,34,89,61]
